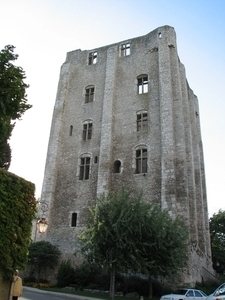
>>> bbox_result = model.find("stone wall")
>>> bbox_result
[0,271,11,300]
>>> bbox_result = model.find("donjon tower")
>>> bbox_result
[39,25,214,285]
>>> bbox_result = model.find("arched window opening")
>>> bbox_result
[137,75,148,94]
[137,111,148,132]
[113,160,121,173]
[85,85,95,103]
[79,155,90,180]
[135,148,147,174]
[82,121,92,140]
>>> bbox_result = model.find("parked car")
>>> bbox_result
[160,288,207,300]
[206,283,225,300]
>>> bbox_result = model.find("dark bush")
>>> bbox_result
[116,274,149,295]
[28,241,61,282]
[73,262,110,290]
[56,260,76,288]
[23,276,36,284]
[65,261,164,297]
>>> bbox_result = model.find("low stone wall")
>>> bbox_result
[0,271,11,300]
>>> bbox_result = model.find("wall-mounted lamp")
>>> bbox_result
[36,201,49,234]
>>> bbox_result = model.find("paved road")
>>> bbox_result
[21,287,97,300]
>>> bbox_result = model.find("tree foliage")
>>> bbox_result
[0,45,31,169]
[136,204,188,278]
[79,190,148,270]
[28,241,61,281]
[79,189,188,298]
[209,209,225,274]
[0,168,36,280]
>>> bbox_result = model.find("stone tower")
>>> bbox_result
[38,25,214,285]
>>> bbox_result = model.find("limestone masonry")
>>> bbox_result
[38,25,215,285]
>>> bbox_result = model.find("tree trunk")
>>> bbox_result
[110,262,116,300]
[148,276,153,299]
[0,271,11,300]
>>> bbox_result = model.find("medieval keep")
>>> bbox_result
[38,25,214,285]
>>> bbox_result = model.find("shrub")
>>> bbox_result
[56,260,76,288]
[28,241,61,282]
[115,274,149,295]
[74,262,110,290]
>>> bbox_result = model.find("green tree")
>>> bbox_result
[79,190,148,299]
[0,117,12,169]
[0,45,31,169]
[136,205,188,298]
[209,209,225,274]
[28,241,61,282]
[79,189,188,299]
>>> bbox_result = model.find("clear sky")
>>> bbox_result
[1,0,224,217]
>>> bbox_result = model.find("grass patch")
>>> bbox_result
[37,288,159,300]
[38,288,113,299]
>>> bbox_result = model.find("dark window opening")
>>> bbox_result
[137,113,148,132]
[94,156,98,164]
[137,75,148,94]
[113,160,121,173]
[121,43,130,56]
[85,86,94,103]
[79,157,90,180]
[69,125,73,136]
[71,213,77,227]
[136,148,147,174]
[83,122,92,140]
[88,52,97,65]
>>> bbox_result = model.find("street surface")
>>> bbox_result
[21,287,89,300]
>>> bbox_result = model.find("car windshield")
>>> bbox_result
[173,290,188,295]
[214,284,225,296]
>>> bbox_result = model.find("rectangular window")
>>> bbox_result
[79,157,90,180]
[71,213,77,227]
[136,149,147,174]
[121,43,130,56]
[85,87,94,103]
[137,76,148,94]
[137,113,148,132]
[69,125,73,136]
[82,123,92,140]
[88,51,97,65]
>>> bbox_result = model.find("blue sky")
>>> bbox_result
[1,0,224,216]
